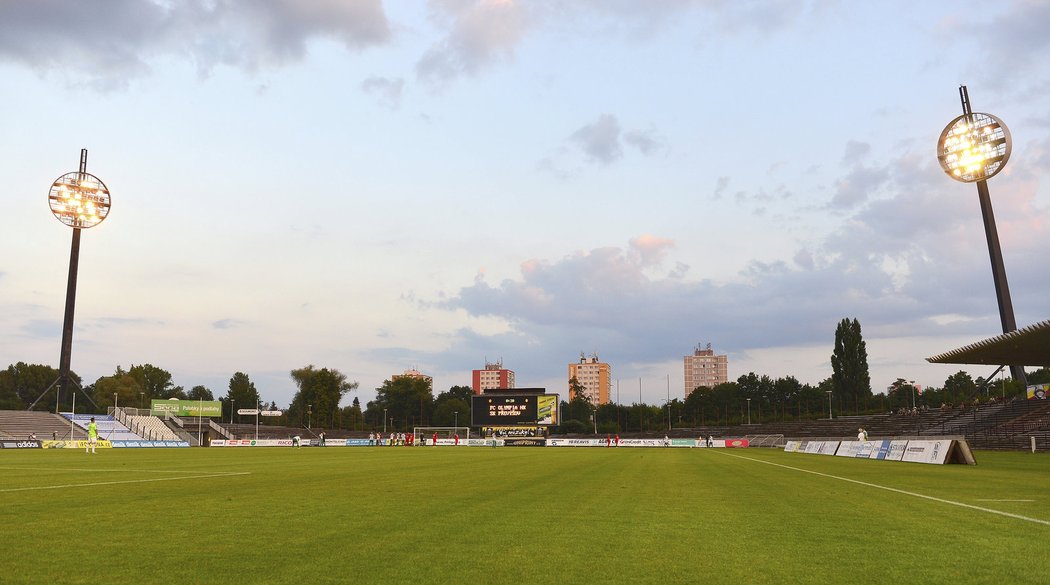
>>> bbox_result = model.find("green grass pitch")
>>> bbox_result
[2,447,1048,584]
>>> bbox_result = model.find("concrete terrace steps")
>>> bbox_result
[0,410,87,440]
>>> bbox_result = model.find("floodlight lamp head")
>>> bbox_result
[937,112,1011,183]
[48,171,111,228]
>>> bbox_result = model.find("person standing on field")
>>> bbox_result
[86,417,98,454]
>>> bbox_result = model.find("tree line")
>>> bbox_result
[3,318,1046,432]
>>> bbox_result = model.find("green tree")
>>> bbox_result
[885,378,918,409]
[338,396,364,430]
[288,365,359,430]
[187,385,214,401]
[432,385,472,427]
[831,318,871,413]
[942,371,977,405]
[366,376,433,431]
[224,372,261,424]
[127,364,176,401]
[91,367,144,409]
[0,362,83,411]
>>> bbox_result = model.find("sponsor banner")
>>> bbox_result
[465,438,491,447]
[857,441,876,458]
[547,438,605,447]
[868,440,893,460]
[502,437,547,447]
[671,439,697,447]
[723,438,749,448]
[345,439,370,446]
[260,410,283,417]
[615,439,667,447]
[885,440,908,461]
[1027,384,1049,400]
[1,440,42,449]
[210,439,295,447]
[798,440,810,452]
[434,438,465,446]
[804,441,839,455]
[111,440,190,448]
[784,441,801,453]
[151,399,222,418]
[484,426,543,438]
[835,442,860,457]
[902,440,953,464]
[42,440,113,449]
[237,409,258,415]
[537,395,558,425]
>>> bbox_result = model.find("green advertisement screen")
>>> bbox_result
[150,399,222,418]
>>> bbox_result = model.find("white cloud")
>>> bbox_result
[570,114,623,164]
[416,0,530,84]
[0,0,391,89]
[361,75,404,109]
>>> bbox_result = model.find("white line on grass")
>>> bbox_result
[0,472,250,493]
[714,451,1050,527]
[0,466,235,474]
[975,499,1035,502]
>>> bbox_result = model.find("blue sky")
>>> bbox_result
[2,0,1049,407]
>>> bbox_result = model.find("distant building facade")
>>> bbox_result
[568,353,611,405]
[392,368,433,389]
[471,360,515,395]
[684,344,728,396]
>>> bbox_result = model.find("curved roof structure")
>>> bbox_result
[926,320,1050,366]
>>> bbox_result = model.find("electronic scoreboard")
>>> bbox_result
[471,393,559,426]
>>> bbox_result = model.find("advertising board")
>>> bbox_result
[901,440,953,464]
[0,440,41,449]
[151,399,222,418]
[501,437,546,447]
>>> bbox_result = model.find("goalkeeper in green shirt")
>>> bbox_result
[87,417,98,454]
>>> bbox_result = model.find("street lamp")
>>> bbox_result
[746,398,751,425]
[383,408,387,433]
[909,380,916,410]
[454,411,459,429]
[826,391,833,420]
[32,149,111,414]
[937,86,1026,385]
[307,404,312,430]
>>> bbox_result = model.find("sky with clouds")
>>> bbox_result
[2,0,1049,408]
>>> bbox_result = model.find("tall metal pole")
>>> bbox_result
[55,150,89,412]
[960,86,1026,385]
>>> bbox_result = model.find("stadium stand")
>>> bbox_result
[0,410,87,440]
[124,414,183,441]
[64,414,145,441]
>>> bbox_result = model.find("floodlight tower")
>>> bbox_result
[47,149,112,411]
[936,87,1025,384]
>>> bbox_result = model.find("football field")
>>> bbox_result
[2,446,1048,584]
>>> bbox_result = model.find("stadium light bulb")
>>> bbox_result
[48,171,111,229]
[937,112,1010,183]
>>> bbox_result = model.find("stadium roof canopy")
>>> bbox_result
[926,319,1050,367]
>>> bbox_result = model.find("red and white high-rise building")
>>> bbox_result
[471,360,515,395]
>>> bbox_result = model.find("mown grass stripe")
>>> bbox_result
[716,450,1050,526]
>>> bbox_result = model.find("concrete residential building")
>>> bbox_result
[392,368,433,389]
[568,353,611,405]
[684,344,728,396]
[471,360,515,395]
